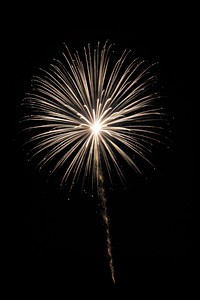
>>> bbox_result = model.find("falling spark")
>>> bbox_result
[20,40,168,284]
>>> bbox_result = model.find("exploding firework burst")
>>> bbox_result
[20,40,169,284]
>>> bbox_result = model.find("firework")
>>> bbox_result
[20,41,168,284]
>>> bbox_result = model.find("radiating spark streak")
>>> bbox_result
[21,41,169,284]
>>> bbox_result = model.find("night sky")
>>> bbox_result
[5,17,193,296]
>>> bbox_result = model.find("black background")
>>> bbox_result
[4,10,193,297]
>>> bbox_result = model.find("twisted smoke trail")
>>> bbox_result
[97,171,115,284]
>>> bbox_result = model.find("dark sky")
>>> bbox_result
[5,17,193,295]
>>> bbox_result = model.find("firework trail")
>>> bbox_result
[20,41,168,284]
[94,134,115,283]
[97,171,115,284]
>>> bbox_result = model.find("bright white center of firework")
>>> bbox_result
[91,121,102,135]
